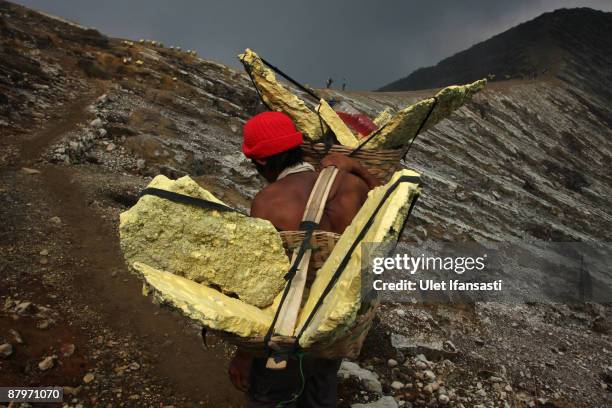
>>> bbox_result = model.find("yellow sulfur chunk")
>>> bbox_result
[120,175,290,308]
[316,99,360,148]
[238,49,324,140]
[134,262,274,337]
[370,79,487,149]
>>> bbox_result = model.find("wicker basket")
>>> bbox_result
[280,230,339,272]
[301,143,405,183]
[209,229,376,359]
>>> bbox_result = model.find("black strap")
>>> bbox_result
[294,175,421,342]
[348,123,389,157]
[402,96,438,161]
[350,96,439,157]
[241,56,273,111]
[260,57,321,102]
[394,192,420,246]
[201,327,209,348]
[299,221,320,231]
[140,187,245,215]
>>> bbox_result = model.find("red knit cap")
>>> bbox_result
[242,111,303,159]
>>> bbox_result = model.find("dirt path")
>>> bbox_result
[2,87,243,406]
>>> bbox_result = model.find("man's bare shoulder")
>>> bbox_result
[250,186,274,217]
[333,169,370,196]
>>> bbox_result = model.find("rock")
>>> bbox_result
[49,216,62,225]
[415,354,428,363]
[60,343,75,357]
[128,362,140,370]
[0,343,13,357]
[415,361,428,370]
[90,118,103,128]
[443,340,457,353]
[391,333,456,359]
[351,396,398,408]
[63,386,81,396]
[83,373,95,384]
[338,361,383,394]
[438,394,450,405]
[9,329,24,344]
[98,128,108,137]
[38,355,55,371]
[21,167,41,175]
[36,319,51,330]
[423,370,436,382]
[15,301,35,315]
[106,143,116,152]
[390,381,404,390]
[39,249,49,256]
[136,159,146,170]
[388,359,398,368]
[592,315,612,334]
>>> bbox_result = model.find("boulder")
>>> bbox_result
[351,396,398,408]
[338,361,383,394]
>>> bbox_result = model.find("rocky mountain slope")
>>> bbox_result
[1,1,611,407]
[379,7,612,99]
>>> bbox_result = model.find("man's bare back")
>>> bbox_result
[250,168,370,234]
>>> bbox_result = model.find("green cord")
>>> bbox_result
[275,351,307,408]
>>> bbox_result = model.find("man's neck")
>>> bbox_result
[276,162,315,181]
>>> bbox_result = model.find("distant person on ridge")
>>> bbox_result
[341,78,346,91]
[229,111,380,407]
[325,77,333,89]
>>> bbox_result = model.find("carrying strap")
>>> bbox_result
[294,175,421,343]
[260,56,322,103]
[264,166,339,364]
[139,187,245,215]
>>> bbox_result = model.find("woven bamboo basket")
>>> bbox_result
[301,143,405,183]
[210,229,377,359]
[280,230,339,274]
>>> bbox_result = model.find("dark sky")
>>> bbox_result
[16,0,612,90]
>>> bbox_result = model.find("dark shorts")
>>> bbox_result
[247,356,342,408]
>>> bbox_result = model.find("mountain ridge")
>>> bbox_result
[379,7,612,93]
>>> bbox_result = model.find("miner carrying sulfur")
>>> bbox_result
[229,111,380,407]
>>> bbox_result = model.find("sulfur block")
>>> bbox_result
[296,169,421,347]
[370,79,486,149]
[134,262,274,337]
[238,49,324,140]
[119,175,290,308]
[316,98,360,147]
[372,107,394,128]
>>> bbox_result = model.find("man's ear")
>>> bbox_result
[254,159,267,166]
